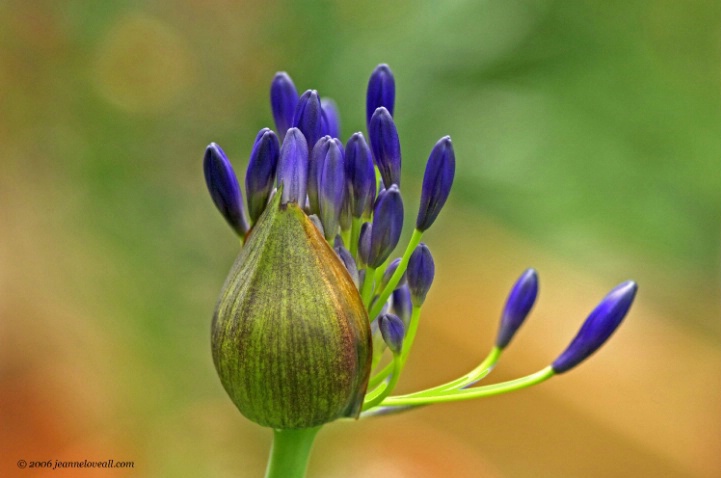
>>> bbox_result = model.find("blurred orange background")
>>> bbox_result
[1,1,719,477]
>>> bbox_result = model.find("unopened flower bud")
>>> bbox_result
[416,136,455,232]
[381,258,406,291]
[212,191,372,428]
[335,244,359,287]
[552,281,638,374]
[345,132,376,219]
[407,243,434,307]
[368,185,404,268]
[369,107,401,188]
[203,143,249,236]
[378,313,405,355]
[495,269,538,349]
[246,129,280,223]
[321,98,341,139]
[392,285,412,328]
[318,139,346,240]
[270,72,299,140]
[366,64,395,128]
[276,128,309,205]
[293,89,323,153]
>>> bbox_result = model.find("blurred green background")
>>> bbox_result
[1,0,719,477]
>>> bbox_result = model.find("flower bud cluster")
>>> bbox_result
[203,63,638,428]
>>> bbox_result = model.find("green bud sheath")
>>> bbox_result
[212,191,372,429]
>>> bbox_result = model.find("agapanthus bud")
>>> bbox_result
[369,107,401,188]
[381,258,406,291]
[293,90,323,153]
[270,72,299,140]
[368,185,404,268]
[378,313,405,355]
[276,128,309,205]
[366,64,395,128]
[339,195,352,232]
[407,243,435,307]
[495,269,538,349]
[212,191,372,428]
[345,133,376,218]
[335,244,359,287]
[308,136,332,215]
[203,143,249,236]
[318,139,346,240]
[552,281,638,374]
[358,222,372,266]
[416,136,455,232]
[246,129,280,223]
[392,285,412,328]
[321,98,341,139]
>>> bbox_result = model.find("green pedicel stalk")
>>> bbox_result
[369,229,423,319]
[265,427,321,478]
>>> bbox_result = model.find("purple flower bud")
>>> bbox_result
[321,98,341,139]
[381,258,406,291]
[270,72,299,140]
[407,243,434,307]
[369,107,401,188]
[293,90,323,153]
[368,185,404,268]
[335,244,359,287]
[366,64,395,128]
[392,285,412,328]
[378,313,405,355]
[495,269,539,349]
[245,128,280,223]
[345,132,376,219]
[552,281,638,374]
[358,222,372,266]
[318,139,346,240]
[416,136,455,232]
[203,143,249,236]
[276,128,309,205]
[308,136,332,215]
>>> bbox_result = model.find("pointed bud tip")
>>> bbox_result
[495,268,539,349]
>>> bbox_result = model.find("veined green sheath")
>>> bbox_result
[211,190,372,429]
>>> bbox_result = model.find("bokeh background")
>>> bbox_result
[1,1,720,477]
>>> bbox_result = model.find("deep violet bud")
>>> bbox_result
[335,244,359,287]
[321,98,341,139]
[406,243,435,307]
[293,90,323,153]
[203,143,249,236]
[392,285,412,328]
[308,136,332,215]
[270,72,299,139]
[366,64,395,128]
[318,139,346,240]
[378,313,405,355]
[276,128,309,205]
[369,107,401,188]
[368,185,404,268]
[246,129,280,223]
[381,258,406,291]
[358,222,372,266]
[416,136,455,232]
[552,281,638,374]
[345,132,376,218]
[495,269,539,349]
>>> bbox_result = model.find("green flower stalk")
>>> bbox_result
[202,64,638,478]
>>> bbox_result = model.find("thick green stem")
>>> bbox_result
[265,427,321,478]
[361,266,376,308]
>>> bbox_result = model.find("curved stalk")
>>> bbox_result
[265,427,321,478]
